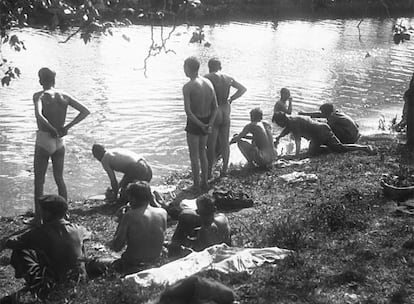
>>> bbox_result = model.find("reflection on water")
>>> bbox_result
[1,18,414,216]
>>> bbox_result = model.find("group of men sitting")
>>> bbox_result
[0,178,231,300]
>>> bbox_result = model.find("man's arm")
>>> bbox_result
[33,93,59,137]
[102,160,119,196]
[298,111,324,118]
[207,85,218,132]
[109,215,128,252]
[60,94,90,136]
[230,124,251,144]
[228,79,247,103]
[287,98,292,115]
[183,85,207,128]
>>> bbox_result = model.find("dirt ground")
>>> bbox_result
[1,133,414,303]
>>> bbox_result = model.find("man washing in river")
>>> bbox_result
[33,67,90,224]
[182,57,218,193]
[92,144,152,201]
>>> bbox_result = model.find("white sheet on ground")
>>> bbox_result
[123,244,292,288]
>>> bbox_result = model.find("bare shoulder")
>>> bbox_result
[33,90,43,101]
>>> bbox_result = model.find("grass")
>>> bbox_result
[1,133,414,303]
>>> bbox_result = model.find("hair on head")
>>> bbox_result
[38,194,68,219]
[184,57,200,73]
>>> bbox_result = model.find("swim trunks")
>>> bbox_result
[185,116,210,136]
[35,130,65,155]
[123,159,153,183]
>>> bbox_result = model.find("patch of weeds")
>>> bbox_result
[389,288,409,304]
[327,266,366,287]
[309,188,370,232]
[266,213,306,251]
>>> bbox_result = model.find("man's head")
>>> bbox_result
[272,111,288,127]
[319,103,334,117]
[184,57,200,78]
[250,107,263,122]
[38,194,68,222]
[92,144,106,161]
[208,58,222,73]
[280,88,290,101]
[38,67,56,88]
[126,181,152,208]
[196,194,217,225]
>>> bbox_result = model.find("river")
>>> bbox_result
[1,17,413,216]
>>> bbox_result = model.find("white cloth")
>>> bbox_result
[123,244,292,288]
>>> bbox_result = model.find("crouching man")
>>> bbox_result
[109,181,167,275]
[168,194,231,258]
[0,195,91,300]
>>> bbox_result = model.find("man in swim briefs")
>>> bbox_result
[182,57,218,192]
[92,144,152,201]
[230,107,275,168]
[204,58,246,177]
[33,67,90,224]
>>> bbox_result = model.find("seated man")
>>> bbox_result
[168,194,231,258]
[92,144,152,201]
[0,195,91,299]
[273,87,293,115]
[299,103,360,144]
[109,181,167,275]
[230,107,276,168]
[272,112,375,156]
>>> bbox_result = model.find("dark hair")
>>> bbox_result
[184,57,200,73]
[196,194,217,215]
[250,107,263,121]
[280,87,290,96]
[38,194,68,219]
[38,67,56,87]
[92,144,106,160]
[208,58,221,72]
[272,111,288,126]
[126,181,152,206]
[319,103,334,116]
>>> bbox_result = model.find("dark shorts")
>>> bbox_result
[185,116,210,136]
[309,125,344,155]
[122,159,152,184]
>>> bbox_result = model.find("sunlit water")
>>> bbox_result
[1,18,414,216]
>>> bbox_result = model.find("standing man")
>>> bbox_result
[92,144,152,201]
[183,57,218,192]
[33,68,90,224]
[109,181,167,275]
[204,58,246,177]
[230,108,275,168]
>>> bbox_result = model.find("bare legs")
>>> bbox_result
[187,132,208,191]
[34,146,67,222]
[237,140,256,165]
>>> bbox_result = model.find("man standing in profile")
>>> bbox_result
[205,58,246,178]
[182,57,218,193]
[32,68,90,224]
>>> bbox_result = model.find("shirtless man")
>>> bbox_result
[272,112,375,156]
[33,68,90,223]
[230,108,275,168]
[168,194,231,257]
[299,103,360,144]
[183,57,218,192]
[109,181,167,274]
[273,87,292,115]
[92,144,152,200]
[204,58,246,177]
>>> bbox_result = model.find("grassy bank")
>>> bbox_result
[1,133,414,303]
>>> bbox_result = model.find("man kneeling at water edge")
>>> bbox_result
[230,107,276,168]
[108,181,167,275]
[92,144,152,201]
[272,112,376,156]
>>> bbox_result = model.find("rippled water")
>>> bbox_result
[1,18,414,216]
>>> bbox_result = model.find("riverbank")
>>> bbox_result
[1,132,414,303]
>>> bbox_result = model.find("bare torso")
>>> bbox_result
[102,149,141,173]
[247,121,275,153]
[183,76,216,119]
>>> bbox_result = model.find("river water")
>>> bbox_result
[1,18,414,216]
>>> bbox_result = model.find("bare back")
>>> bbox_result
[246,121,274,153]
[102,149,141,173]
[118,206,167,263]
[204,72,233,105]
[183,76,216,118]
[33,89,70,131]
